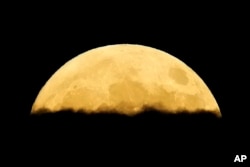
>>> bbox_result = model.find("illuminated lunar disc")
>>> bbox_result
[31,44,221,117]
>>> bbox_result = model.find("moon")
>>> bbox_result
[31,44,221,117]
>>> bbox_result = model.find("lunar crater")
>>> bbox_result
[169,67,189,85]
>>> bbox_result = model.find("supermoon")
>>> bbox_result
[31,44,221,117]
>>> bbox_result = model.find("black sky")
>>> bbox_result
[4,3,249,165]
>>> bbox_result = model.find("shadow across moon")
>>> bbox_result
[25,108,224,164]
[30,107,220,130]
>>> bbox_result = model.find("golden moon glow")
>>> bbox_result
[31,44,221,117]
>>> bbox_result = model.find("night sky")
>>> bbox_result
[4,3,248,165]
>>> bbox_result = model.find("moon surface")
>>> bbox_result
[31,44,221,117]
